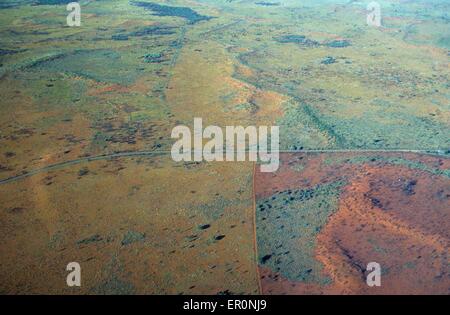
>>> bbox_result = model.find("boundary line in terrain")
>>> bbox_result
[0,149,447,185]
[252,161,263,294]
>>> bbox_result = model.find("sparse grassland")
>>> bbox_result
[0,0,448,294]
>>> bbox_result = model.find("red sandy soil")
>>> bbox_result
[255,153,449,294]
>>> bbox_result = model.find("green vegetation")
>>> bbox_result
[256,181,343,284]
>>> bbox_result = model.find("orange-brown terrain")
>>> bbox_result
[0,157,259,294]
[255,153,449,294]
[1,0,449,295]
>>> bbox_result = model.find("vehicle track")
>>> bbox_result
[0,149,445,185]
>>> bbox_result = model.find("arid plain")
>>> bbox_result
[0,0,448,294]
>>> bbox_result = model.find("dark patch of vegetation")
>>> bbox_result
[403,179,417,196]
[0,0,33,9]
[143,53,166,63]
[199,224,211,230]
[258,187,317,211]
[121,231,146,246]
[129,25,177,37]
[21,52,68,70]
[276,36,350,49]
[111,34,129,41]
[214,234,226,241]
[370,197,383,209]
[35,0,73,4]
[77,234,103,245]
[112,25,177,41]
[0,48,25,56]
[321,56,336,65]
[255,2,280,6]
[131,1,212,24]
[9,29,49,36]
[275,35,319,47]
[325,39,351,48]
[78,167,89,176]
[261,254,272,264]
